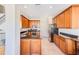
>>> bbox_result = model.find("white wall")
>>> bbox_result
[4,4,16,55]
[3,4,21,55]
[0,5,16,55]
[40,16,49,39]
[15,5,21,55]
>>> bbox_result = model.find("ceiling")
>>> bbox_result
[16,4,71,20]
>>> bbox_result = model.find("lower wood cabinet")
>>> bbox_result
[56,35,60,47]
[60,37,66,53]
[20,39,30,55]
[65,38,76,55]
[54,34,77,55]
[20,39,41,55]
[31,39,41,55]
[54,35,60,47]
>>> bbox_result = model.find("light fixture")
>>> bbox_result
[49,6,53,8]
[24,5,27,8]
[35,4,40,5]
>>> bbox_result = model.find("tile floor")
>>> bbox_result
[41,39,65,55]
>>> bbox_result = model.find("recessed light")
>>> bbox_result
[35,4,40,5]
[49,6,53,8]
[24,6,27,8]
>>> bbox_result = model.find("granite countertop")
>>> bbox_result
[59,32,79,41]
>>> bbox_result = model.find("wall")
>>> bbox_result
[15,5,21,55]
[0,5,16,55]
[4,5,16,55]
[40,16,49,39]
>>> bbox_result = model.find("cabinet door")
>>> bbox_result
[55,35,59,46]
[59,13,65,28]
[65,39,76,54]
[54,35,57,44]
[64,8,71,28]
[21,15,29,28]
[56,36,60,47]
[60,37,66,53]
[72,6,79,28]
[53,35,56,43]
[62,40,66,53]
[31,39,41,55]
[59,39,62,50]
[20,39,30,55]
[56,13,65,28]
[54,35,60,47]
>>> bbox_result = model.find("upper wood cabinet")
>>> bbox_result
[29,20,40,28]
[56,13,65,28]
[64,8,71,28]
[21,15,29,28]
[53,5,79,28]
[71,6,79,28]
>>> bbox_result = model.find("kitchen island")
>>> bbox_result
[20,39,41,55]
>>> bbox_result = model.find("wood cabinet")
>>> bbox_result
[20,39,30,55]
[59,36,66,53]
[53,5,79,28]
[56,13,65,28]
[54,34,77,55]
[71,6,79,28]
[65,38,76,54]
[54,35,60,47]
[29,20,40,38]
[59,13,65,28]
[20,39,41,55]
[21,15,29,28]
[54,35,65,53]
[31,39,41,55]
[64,8,71,28]
[29,20,40,28]
[56,16,60,28]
